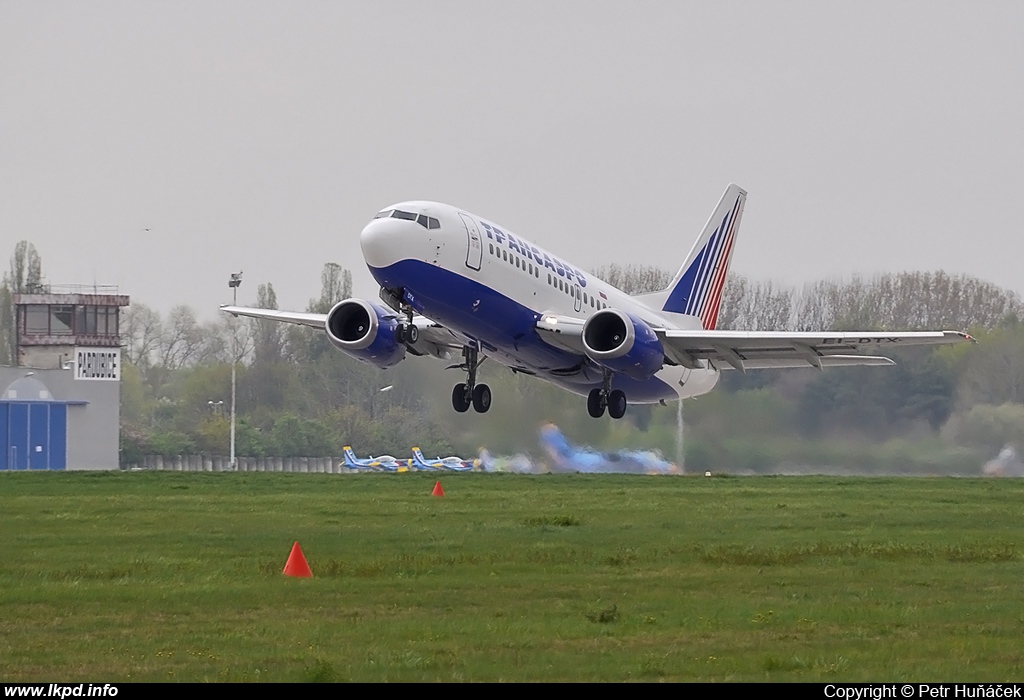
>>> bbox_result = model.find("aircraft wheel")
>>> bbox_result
[608,389,627,419]
[587,388,605,418]
[473,383,492,413]
[407,324,419,343]
[452,383,471,413]
[395,324,407,344]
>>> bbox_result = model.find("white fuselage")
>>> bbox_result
[359,201,720,404]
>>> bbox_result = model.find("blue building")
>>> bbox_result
[0,375,80,470]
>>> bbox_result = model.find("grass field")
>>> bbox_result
[2,471,1023,682]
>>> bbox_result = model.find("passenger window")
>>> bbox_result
[489,244,494,255]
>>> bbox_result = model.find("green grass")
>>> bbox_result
[2,472,1024,681]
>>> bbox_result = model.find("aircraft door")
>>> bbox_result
[574,284,582,313]
[459,213,483,272]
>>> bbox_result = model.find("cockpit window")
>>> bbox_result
[375,209,440,229]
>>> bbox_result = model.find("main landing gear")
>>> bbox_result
[587,369,627,419]
[451,344,491,413]
[394,306,419,345]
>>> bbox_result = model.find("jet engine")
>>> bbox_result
[581,309,665,380]
[325,299,406,369]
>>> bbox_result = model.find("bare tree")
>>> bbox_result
[719,277,794,331]
[591,263,672,295]
[122,303,163,367]
[157,306,206,370]
[309,262,352,313]
[0,283,12,365]
[291,263,354,364]
[252,283,285,366]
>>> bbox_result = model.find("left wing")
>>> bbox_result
[534,311,974,372]
[657,329,974,372]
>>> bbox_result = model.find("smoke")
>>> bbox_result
[477,424,680,475]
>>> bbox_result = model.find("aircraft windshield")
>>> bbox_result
[374,209,440,229]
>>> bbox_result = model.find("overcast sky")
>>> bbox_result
[2,2,1021,318]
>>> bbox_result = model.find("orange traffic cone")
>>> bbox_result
[432,481,445,497]
[283,541,313,577]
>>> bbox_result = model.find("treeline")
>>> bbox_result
[3,242,1024,472]
[117,264,1024,472]
[720,272,1022,333]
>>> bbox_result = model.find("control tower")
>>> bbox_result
[13,285,130,375]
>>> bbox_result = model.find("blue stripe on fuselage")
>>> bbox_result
[368,260,678,403]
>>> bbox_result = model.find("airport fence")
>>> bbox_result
[127,455,352,473]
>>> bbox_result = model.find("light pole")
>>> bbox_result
[676,399,685,474]
[369,385,394,421]
[228,271,243,470]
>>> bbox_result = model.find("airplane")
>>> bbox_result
[410,446,474,471]
[538,423,680,474]
[222,184,974,419]
[342,446,409,472]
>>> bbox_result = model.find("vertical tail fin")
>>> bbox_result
[659,184,746,330]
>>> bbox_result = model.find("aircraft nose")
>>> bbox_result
[360,218,419,268]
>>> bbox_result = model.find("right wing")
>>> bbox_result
[219,304,461,361]
[220,305,327,329]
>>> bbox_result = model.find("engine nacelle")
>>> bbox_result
[582,309,665,380]
[325,299,406,369]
